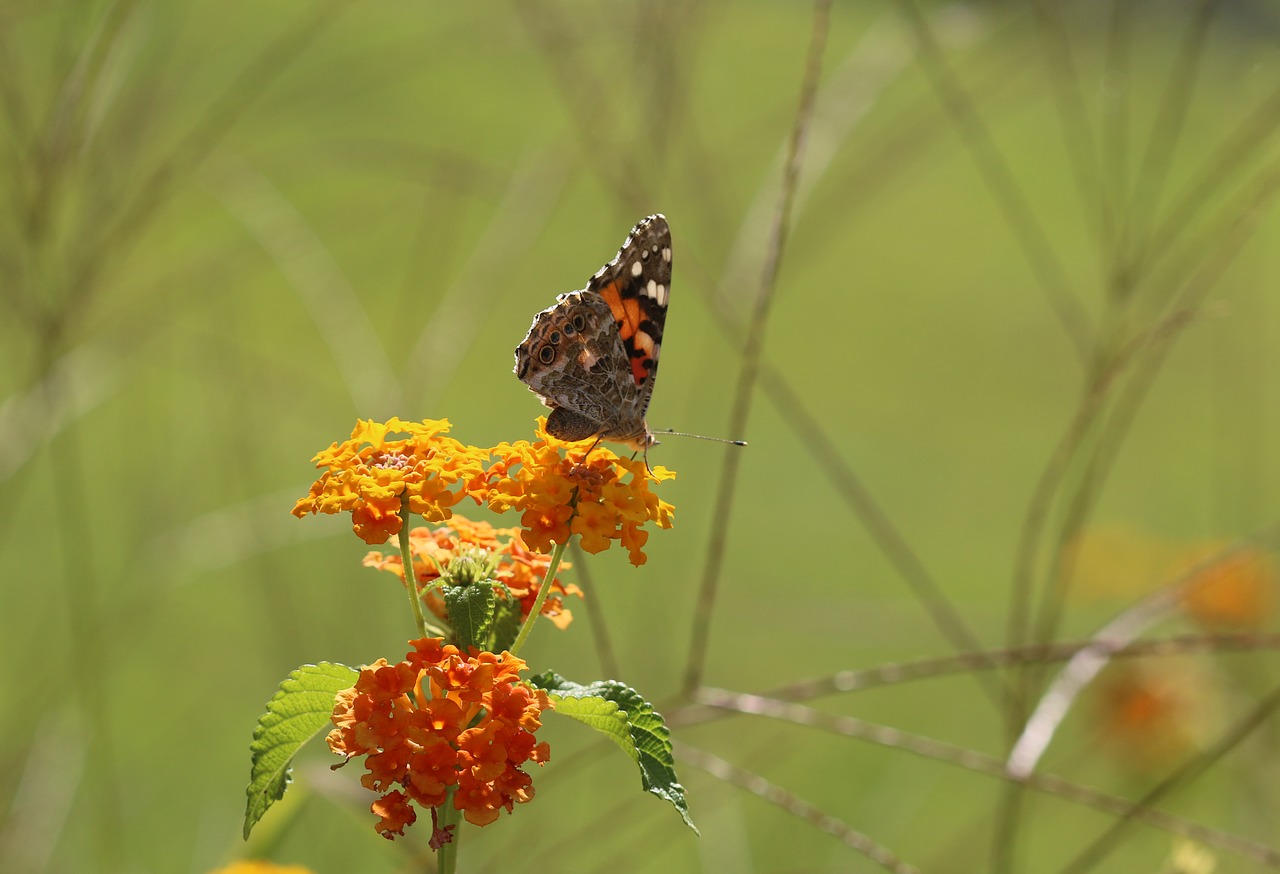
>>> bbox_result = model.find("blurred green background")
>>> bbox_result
[3,1,1279,872]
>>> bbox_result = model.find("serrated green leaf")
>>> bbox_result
[532,672,697,833]
[243,662,358,839]
[444,583,496,651]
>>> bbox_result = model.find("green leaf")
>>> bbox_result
[489,589,523,653]
[243,662,359,840]
[443,583,496,651]
[531,672,697,833]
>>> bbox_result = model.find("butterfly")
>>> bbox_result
[514,214,671,453]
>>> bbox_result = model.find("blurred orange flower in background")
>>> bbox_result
[1092,660,1218,771]
[1174,541,1277,630]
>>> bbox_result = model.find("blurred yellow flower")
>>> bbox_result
[293,418,490,545]
[1063,523,1170,601]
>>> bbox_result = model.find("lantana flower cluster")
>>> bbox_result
[362,517,583,629]
[328,638,552,838]
[487,422,675,566]
[294,417,675,565]
[292,418,489,545]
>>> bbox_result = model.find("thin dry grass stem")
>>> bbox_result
[1144,153,1280,319]
[1138,82,1280,280]
[509,0,655,215]
[1006,336,1144,679]
[61,0,351,327]
[692,690,1280,868]
[1008,173,1268,662]
[567,540,620,680]
[1029,1,1107,247]
[218,167,403,414]
[674,741,920,874]
[892,0,1093,361]
[1101,0,1133,257]
[998,108,1280,874]
[758,364,1005,704]
[665,632,1280,730]
[1009,529,1280,779]
[683,0,832,696]
[509,0,992,691]
[801,32,1038,258]
[405,151,568,402]
[0,8,350,864]
[1059,679,1280,874]
[678,10,1000,700]
[713,11,917,306]
[1125,0,1224,254]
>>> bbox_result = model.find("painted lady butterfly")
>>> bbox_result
[514,214,671,452]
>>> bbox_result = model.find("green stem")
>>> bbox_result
[510,538,569,657]
[436,789,461,874]
[397,507,429,639]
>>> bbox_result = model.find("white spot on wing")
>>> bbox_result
[655,284,668,306]
[631,260,643,276]
[661,247,672,262]
[646,279,657,298]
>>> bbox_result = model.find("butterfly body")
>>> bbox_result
[514,214,671,451]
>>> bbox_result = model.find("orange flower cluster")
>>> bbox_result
[293,419,490,545]
[1176,542,1276,630]
[363,517,582,629]
[1093,661,1216,771]
[487,421,675,566]
[295,418,675,563]
[329,639,552,838]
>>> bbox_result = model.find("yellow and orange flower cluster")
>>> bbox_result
[293,419,489,545]
[487,422,675,566]
[328,638,552,838]
[363,517,582,629]
[295,418,675,564]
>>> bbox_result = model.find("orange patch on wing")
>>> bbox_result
[598,281,642,339]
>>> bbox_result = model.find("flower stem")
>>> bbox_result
[510,538,568,657]
[436,789,461,874]
[397,511,429,639]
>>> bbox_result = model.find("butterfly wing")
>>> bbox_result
[584,214,671,420]
[513,214,672,449]
[514,291,637,436]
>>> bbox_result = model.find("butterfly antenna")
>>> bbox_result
[653,428,747,446]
